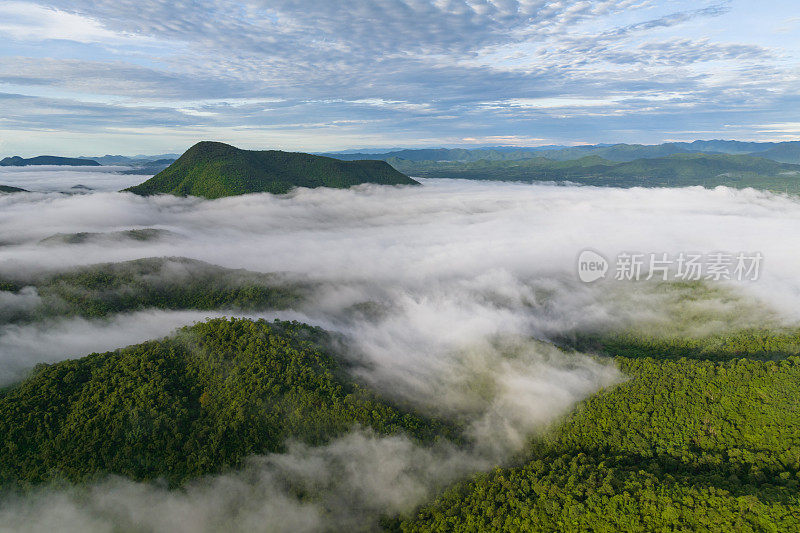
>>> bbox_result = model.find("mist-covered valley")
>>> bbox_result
[1,173,800,531]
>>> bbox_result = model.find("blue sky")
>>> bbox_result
[0,0,798,156]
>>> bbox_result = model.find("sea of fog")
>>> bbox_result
[0,165,146,193]
[1,170,799,531]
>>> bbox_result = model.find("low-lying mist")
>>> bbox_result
[0,166,145,193]
[1,179,799,531]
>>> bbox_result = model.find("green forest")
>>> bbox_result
[2,306,800,529]
[0,257,309,324]
[125,141,419,198]
[0,318,456,487]
[402,353,800,532]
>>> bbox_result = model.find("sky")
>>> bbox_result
[0,0,798,156]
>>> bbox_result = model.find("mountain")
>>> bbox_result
[77,154,182,165]
[391,153,800,192]
[0,156,100,167]
[125,141,419,198]
[0,256,308,324]
[675,139,781,155]
[324,140,800,165]
[0,185,27,193]
[404,335,800,531]
[324,144,702,163]
[328,147,548,162]
[119,158,176,175]
[747,141,800,164]
[0,317,454,486]
[535,143,707,162]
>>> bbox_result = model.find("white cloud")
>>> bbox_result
[1,178,799,529]
[0,1,140,43]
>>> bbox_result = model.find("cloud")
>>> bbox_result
[0,430,489,533]
[1,179,798,389]
[0,165,145,192]
[1,0,796,152]
[1,178,799,529]
[0,1,135,43]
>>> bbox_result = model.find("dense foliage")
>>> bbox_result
[401,353,800,532]
[125,141,418,198]
[570,328,800,361]
[0,318,456,486]
[0,257,308,324]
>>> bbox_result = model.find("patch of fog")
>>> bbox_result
[0,431,489,533]
[0,310,258,386]
[0,165,148,193]
[0,179,798,531]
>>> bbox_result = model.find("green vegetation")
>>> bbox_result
[326,140,797,164]
[0,156,100,166]
[391,153,800,192]
[571,328,800,362]
[125,141,418,198]
[0,185,27,193]
[38,228,171,245]
[0,257,308,324]
[0,318,456,486]
[402,339,800,532]
[748,141,800,164]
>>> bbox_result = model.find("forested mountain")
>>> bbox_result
[403,348,800,531]
[747,141,800,164]
[326,140,800,164]
[125,141,418,198]
[390,153,800,192]
[0,156,100,166]
[0,256,308,324]
[0,318,456,486]
[0,185,27,193]
[328,147,548,162]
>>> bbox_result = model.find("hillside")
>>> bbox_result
[404,346,800,531]
[748,141,800,164]
[0,185,27,193]
[0,256,309,324]
[0,156,100,166]
[0,317,456,486]
[125,141,419,198]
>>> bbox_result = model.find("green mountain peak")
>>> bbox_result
[125,141,419,198]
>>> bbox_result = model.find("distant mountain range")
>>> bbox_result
[125,141,419,198]
[0,156,100,167]
[4,139,800,195]
[390,153,800,192]
[324,140,800,165]
[77,154,182,165]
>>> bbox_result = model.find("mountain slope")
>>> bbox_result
[0,156,100,166]
[404,353,800,532]
[0,256,308,325]
[0,185,27,193]
[0,317,456,486]
[125,141,418,198]
[748,141,800,164]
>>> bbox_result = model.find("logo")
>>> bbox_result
[577,249,609,283]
